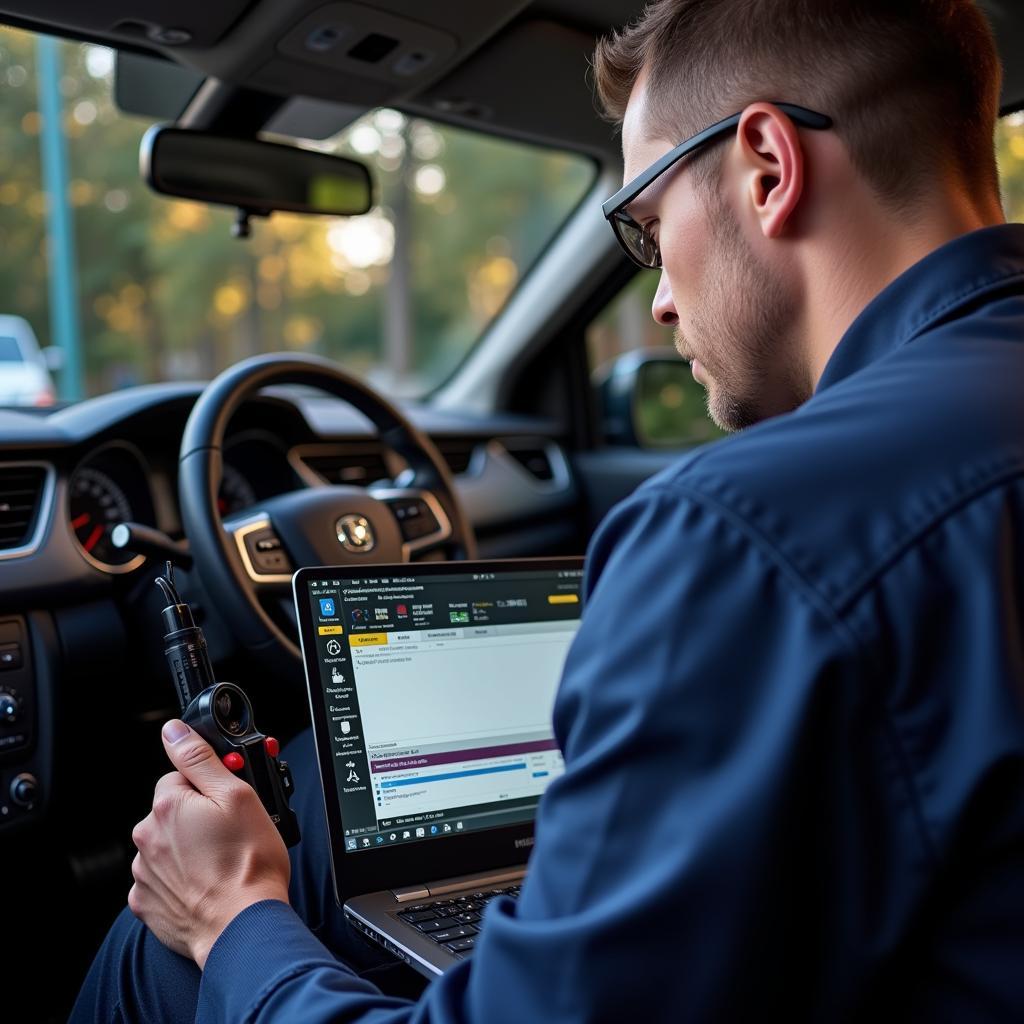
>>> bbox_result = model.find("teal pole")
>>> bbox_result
[36,35,83,401]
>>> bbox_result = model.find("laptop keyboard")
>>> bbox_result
[395,884,521,959]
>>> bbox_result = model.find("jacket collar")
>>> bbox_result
[816,223,1024,393]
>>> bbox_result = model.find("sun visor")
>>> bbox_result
[114,51,203,120]
[406,20,617,158]
[0,0,250,49]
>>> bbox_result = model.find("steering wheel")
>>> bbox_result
[178,353,477,669]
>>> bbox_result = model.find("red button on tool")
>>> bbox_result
[264,736,280,757]
[222,752,244,772]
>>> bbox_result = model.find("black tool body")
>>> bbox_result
[156,563,301,848]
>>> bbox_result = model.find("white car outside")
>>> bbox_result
[0,315,58,407]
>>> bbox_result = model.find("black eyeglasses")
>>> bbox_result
[602,103,833,270]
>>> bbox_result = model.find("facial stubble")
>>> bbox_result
[674,195,805,431]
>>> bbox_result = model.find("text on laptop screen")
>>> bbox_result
[304,567,583,853]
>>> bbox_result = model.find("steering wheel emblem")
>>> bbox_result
[336,514,376,554]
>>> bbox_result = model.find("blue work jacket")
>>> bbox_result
[196,223,1024,1022]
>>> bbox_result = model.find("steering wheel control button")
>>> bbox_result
[265,736,280,757]
[222,752,245,772]
[242,526,291,574]
[391,498,439,541]
[0,644,22,671]
[257,552,289,572]
[336,514,376,553]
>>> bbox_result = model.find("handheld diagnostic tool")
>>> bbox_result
[155,562,301,848]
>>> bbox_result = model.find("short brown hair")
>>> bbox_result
[593,0,1002,208]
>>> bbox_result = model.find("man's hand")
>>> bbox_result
[128,719,291,970]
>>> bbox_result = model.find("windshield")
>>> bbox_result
[0,28,595,406]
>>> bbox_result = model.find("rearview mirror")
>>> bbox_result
[140,126,374,222]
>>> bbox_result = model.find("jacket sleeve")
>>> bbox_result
[198,485,924,1023]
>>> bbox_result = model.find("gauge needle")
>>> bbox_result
[71,513,90,530]
[83,524,104,552]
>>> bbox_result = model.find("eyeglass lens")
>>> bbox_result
[614,213,660,269]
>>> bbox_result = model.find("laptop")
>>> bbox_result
[292,557,584,977]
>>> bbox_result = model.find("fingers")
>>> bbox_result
[127,860,191,961]
[131,843,178,907]
[153,770,190,809]
[132,813,151,851]
[161,720,240,804]
[129,850,154,922]
[127,879,145,919]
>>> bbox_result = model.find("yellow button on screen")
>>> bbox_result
[349,632,388,647]
[548,594,580,605]
[318,625,343,635]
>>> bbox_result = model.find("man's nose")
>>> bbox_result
[651,271,678,326]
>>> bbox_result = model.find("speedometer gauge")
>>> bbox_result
[69,466,137,568]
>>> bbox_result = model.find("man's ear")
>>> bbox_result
[735,103,805,238]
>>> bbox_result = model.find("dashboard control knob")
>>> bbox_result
[10,773,37,808]
[0,691,19,724]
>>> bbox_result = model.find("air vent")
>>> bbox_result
[0,465,47,551]
[299,445,391,486]
[502,443,554,482]
[434,439,478,476]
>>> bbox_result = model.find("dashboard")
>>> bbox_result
[0,383,579,583]
[65,431,296,573]
[0,381,581,847]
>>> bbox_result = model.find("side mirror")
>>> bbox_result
[595,348,722,448]
[140,126,374,224]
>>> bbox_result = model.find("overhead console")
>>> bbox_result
[0,0,528,103]
[275,4,458,90]
[0,0,617,155]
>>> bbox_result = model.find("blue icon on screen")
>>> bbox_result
[375,835,384,844]
[319,598,336,617]
[430,825,439,834]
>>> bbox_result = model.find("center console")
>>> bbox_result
[0,615,50,833]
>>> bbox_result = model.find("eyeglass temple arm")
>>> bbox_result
[601,103,833,218]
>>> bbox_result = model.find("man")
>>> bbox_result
[72,0,1024,1020]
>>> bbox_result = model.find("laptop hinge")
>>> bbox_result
[391,866,526,903]
[391,884,431,903]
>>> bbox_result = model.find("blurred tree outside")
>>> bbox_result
[0,26,594,400]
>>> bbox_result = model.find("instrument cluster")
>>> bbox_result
[66,432,289,573]
[68,443,155,572]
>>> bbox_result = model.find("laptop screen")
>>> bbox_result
[299,562,583,855]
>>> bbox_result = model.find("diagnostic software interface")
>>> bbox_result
[303,566,583,854]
